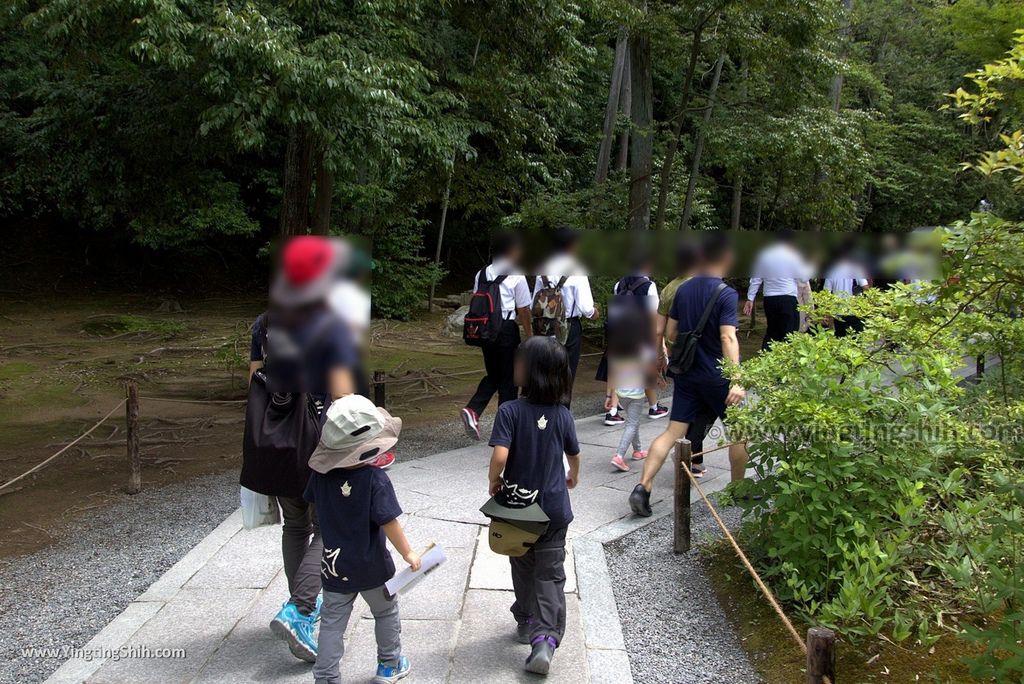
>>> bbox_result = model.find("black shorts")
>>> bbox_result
[670,380,729,424]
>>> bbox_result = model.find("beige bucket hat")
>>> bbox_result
[309,395,402,473]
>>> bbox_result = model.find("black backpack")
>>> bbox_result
[240,313,327,498]
[463,267,508,346]
[668,282,728,376]
[608,276,653,321]
[606,275,653,345]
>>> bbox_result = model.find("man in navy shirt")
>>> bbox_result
[629,233,749,517]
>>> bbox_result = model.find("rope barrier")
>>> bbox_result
[139,396,246,405]
[0,399,127,494]
[681,450,809,655]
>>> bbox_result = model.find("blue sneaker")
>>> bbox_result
[269,602,317,663]
[374,655,411,683]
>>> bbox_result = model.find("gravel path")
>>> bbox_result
[0,383,613,684]
[0,392,616,684]
[605,503,760,684]
[0,471,240,684]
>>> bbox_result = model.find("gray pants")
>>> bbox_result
[314,586,402,684]
[616,395,645,457]
[278,496,322,615]
[510,526,568,644]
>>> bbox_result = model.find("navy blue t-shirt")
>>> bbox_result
[250,308,357,406]
[303,465,402,594]
[489,399,580,529]
[669,276,739,386]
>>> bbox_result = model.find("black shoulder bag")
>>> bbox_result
[667,283,728,376]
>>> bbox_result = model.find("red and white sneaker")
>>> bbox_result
[372,451,396,469]
[611,454,631,472]
[461,407,480,440]
[647,403,670,419]
[604,412,625,426]
[631,450,648,461]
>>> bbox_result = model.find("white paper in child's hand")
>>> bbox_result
[385,544,446,598]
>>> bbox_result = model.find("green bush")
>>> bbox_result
[728,218,1024,677]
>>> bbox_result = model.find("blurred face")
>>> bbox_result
[721,247,735,273]
[506,244,522,265]
[513,355,527,389]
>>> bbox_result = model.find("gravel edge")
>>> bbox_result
[604,502,761,684]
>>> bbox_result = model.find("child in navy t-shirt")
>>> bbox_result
[487,336,581,675]
[303,397,419,684]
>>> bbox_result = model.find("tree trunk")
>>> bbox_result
[428,34,481,310]
[279,124,314,236]
[813,0,853,230]
[653,24,703,231]
[729,60,747,232]
[627,30,654,230]
[596,30,629,184]
[427,170,452,312]
[679,51,726,231]
[615,49,632,171]
[830,0,854,112]
[311,151,334,235]
[730,175,743,230]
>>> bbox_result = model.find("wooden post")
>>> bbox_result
[373,370,386,408]
[673,438,692,554]
[806,627,836,684]
[125,381,141,494]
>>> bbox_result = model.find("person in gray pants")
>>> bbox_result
[278,496,323,617]
[315,588,401,684]
[303,395,420,684]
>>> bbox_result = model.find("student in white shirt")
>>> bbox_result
[461,232,533,440]
[824,242,870,338]
[533,227,599,404]
[743,229,811,350]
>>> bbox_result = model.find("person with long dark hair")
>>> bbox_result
[487,336,581,675]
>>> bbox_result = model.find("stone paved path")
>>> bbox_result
[45,409,738,684]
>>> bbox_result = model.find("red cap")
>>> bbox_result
[281,236,335,286]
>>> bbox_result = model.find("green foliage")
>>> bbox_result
[82,315,186,338]
[731,35,1024,678]
[2,0,1022,315]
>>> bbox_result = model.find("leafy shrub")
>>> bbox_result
[728,220,1024,678]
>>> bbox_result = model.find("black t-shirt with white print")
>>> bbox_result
[488,399,580,529]
[304,465,402,594]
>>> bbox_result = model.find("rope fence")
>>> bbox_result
[0,399,127,495]
[0,386,251,496]
[671,438,836,684]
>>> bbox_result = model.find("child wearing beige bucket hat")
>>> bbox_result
[304,395,419,684]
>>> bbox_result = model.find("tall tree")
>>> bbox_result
[596,30,629,184]
[679,51,726,230]
[627,28,654,230]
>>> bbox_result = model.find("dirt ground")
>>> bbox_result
[0,293,762,561]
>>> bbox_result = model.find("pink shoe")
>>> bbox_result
[460,407,480,440]
[631,450,648,461]
[611,454,630,472]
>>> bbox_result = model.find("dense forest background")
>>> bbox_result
[2,0,1022,316]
